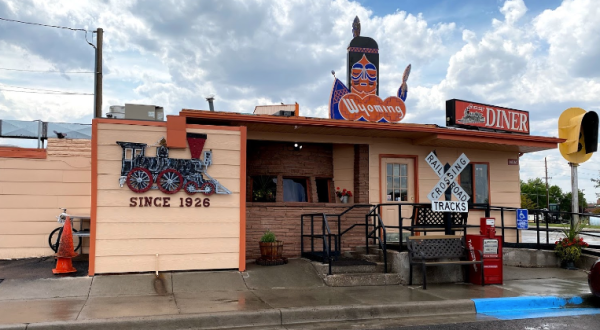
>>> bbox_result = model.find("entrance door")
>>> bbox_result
[380,157,415,243]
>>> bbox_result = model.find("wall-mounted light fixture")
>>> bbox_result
[294,143,302,151]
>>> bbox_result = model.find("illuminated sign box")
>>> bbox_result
[446,99,530,135]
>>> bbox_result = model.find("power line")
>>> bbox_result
[0,67,94,73]
[0,83,91,94]
[0,89,93,95]
[0,17,89,32]
[0,17,96,48]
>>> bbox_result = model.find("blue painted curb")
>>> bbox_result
[472,296,584,313]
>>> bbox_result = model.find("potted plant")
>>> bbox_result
[555,221,589,269]
[335,187,353,203]
[259,230,283,260]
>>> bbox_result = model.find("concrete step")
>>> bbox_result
[354,246,382,254]
[354,246,386,256]
[312,262,384,275]
[323,273,402,286]
[360,254,381,263]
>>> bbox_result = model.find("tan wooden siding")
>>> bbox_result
[94,122,241,274]
[368,139,521,228]
[333,144,355,203]
[0,139,91,259]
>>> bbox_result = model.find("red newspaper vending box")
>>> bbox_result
[466,218,503,285]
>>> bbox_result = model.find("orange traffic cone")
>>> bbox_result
[53,216,78,274]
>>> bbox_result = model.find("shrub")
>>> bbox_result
[260,230,276,243]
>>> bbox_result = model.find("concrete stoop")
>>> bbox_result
[323,273,402,286]
[313,246,400,286]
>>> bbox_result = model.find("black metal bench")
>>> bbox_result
[403,204,468,236]
[407,235,484,289]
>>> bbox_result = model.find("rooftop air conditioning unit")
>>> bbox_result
[273,110,295,117]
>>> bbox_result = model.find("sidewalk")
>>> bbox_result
[0,258,595,330]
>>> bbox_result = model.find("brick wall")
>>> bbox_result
[353,144,369,204]
[247,140,333,202]
[47,138,92,157]
[246,204,371,260]
[247,140,333,177]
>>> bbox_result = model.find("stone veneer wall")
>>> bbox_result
[246,204,370,260]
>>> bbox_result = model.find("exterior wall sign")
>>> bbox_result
[516,209,528,230]
[432,201,468,213]
[329,16,411,123]
[508,159,519,165]
[446,99,530,134]
[425,151,471,203]
[117,133,231,196]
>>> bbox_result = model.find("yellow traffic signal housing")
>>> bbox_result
[558,107,599,164]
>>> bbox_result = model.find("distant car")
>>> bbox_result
[590,259,600,298]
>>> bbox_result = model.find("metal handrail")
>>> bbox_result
[301,202,600,276]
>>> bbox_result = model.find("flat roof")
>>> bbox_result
[179,109,563,153]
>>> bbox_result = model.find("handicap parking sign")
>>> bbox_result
[516,209,528,230]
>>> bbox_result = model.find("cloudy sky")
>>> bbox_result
[1,0,600,203]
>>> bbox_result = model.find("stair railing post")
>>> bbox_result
[301,215,304,256]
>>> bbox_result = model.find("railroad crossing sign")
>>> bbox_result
[425,151,470,211]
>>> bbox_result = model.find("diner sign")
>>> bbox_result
[446,99,530,134]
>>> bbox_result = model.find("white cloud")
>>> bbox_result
[2,0,600,200]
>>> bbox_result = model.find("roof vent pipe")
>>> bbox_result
[205,95,215,112]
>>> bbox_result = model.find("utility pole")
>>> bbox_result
[94,28,103,118]
[545,157,550,208]
[570,162,579,226]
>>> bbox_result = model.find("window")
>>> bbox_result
[460,163,489,205]
[386,163,408,202]
[315,178,332,203]
[251,176,277,202]
[283,177,308,202]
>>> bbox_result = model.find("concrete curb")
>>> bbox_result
[281,300,476,324]
[0,324,27,330]
[2,300,477,330]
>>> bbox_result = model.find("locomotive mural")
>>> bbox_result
[117,133,231,195]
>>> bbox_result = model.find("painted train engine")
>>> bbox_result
[117,133,231,195]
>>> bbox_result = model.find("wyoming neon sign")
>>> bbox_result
[329,16,411,123]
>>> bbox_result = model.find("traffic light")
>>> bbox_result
[558,107,599,164]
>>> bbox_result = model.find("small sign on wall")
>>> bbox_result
[516,209,528,230]
[508,159,519,165]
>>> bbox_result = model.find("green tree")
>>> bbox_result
[520,194,536,209]
[563,190,587,213]
[520,178,547,209]
[592,172,600,199]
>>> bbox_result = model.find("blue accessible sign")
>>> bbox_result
[516,209,528,230]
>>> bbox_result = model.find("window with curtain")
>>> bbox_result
[283,177,308,202]
[459,163,489,205]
